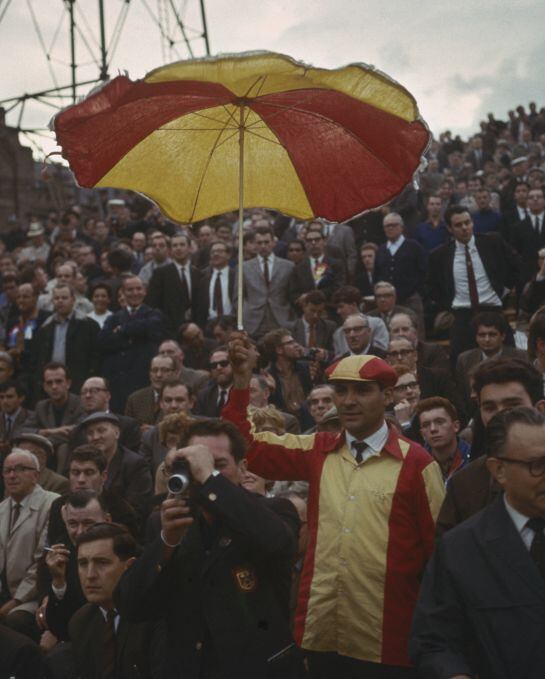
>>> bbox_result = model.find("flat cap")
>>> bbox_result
[326,354,397,387]
[321,405,339,424]
[13,432,54,456]
[81,411,120,428]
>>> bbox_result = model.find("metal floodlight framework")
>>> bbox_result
[0,0,211,157]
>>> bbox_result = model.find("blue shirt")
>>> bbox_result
[415,220,449,252]
[472,209,501,235]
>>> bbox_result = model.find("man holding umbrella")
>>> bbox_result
[225,336,445,677]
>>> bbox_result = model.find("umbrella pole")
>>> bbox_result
[237,104,245,331]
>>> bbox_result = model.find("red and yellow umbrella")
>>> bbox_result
[53,51,430,325]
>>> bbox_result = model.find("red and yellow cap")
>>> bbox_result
[325,354,397,387]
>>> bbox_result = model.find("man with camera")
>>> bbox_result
[116,417,302,679]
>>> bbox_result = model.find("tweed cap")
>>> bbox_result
[81,411,120,428]
[13,432,54,457]
[325,354,397,387]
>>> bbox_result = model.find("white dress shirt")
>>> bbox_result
[258,254,275,279]
[452,236,502,308]
[175,262,192,298]
[345,421,389,463]
[504,495,543,551]
[208,267,232,319]
[386,235,405,257]
[529,211,545,235]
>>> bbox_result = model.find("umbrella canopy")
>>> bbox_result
[53,51,430,224]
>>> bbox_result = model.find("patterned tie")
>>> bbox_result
[527,517,545,581]
[213,271,224,317]
[352,441,367,464]
[263,257,270,287]
[101,609,117,679]
[464,244,479,308]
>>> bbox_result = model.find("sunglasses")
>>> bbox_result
[210,360,230,369]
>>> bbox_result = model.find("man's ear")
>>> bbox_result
[123,556,136,572]
[486,456,506,487]
[535,399,545,414]
[238,458,248,474]
[453,419,461,434]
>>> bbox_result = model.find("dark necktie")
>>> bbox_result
[263,257,270,287]
[527,517,545,581]
[213,271,224,317]
[464,244,479,308]
[535,216,541,235]
[5,415,12,439]
[308,323,316,347]
[352,441,367,464]
[10,503,21,532]
[101,609,117,679]
[179,266,190,309]
[217,389,227,412]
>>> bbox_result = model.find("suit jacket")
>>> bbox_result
[146,261,203,336]
[69,603,164,679]
[289,256,345,304]
[194,383,225,419]
[0,485,59,615]
[23,393,85,457]
[179,366,209,394]
[124,386,158,426]
[417,340,450,374]
[428,234,521,310]
[38,467,70,496]
[104,445,153,524]
[512,215,545,285]
[32,312,100,395]
[436,455,500,538]
[0,408,33,446]
[139,426,167,478]
[292,317,336,352]
[456,346,528,407]
[116,475,301,679]
[327,223,357,276]
[411,496,545,679]
[98,305,165,413]
[239,257,296,336]
[375,238,428,303]
[194,266,236,326]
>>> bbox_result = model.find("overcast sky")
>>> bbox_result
[1,0,543,157]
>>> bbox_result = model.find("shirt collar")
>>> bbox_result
[504,494,531,535]
[387,234,405,248]
[345,420,389,455]
[455,235,476,251]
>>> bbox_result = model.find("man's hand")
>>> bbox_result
[165,445,215,485]
[39,425,74,437]
[39,630,58,652]
[36,596,48,631]
[45,544,70,588]
[394,399,412,426]
[160,497,193,547]
[0,598,18,619]
[228,331,257,389]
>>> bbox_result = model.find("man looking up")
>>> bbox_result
[225,338,444,676]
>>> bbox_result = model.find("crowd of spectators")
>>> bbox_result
[1,102,545,678]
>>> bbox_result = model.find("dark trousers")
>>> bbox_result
[1,610,40,642]
[306,651,416,678]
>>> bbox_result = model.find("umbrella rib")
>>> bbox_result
[189,120,235,223]
[249,99,401,179]
[221,104,239,128]
[157,126,237,131]
[243,76,268,128]
[242,75,267,99]
[242,128,284,147]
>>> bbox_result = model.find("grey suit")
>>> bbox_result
[0,485,59,615]
[327,223,357,277]
[239,256,296,337]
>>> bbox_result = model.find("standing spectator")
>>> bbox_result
[17,223,50,265]
[98,275,164,413]
[146,233,202,337]
[375,212,428,327]
[428,205,520,361]
[0,449,58,639]
[87,283,113,329]
[471,187,502,234]
[32,284,100,395]
[240,226,295,339]
[225,343,444,676]
[415,195,449,252]
[292,291,336,353]
[512,186,545,288]
[286,239,306,266]
[131,232,147,272]
[465,134,491,171]
[500,181,529,244]
[195,240,235,326]
[353,242,378,297]
[322,220,357,278]
[138,231,171,286]
[290,228,345,304]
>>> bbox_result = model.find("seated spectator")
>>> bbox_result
[456,311,528,410]
[194,347,234,418]
[388,310,448,373]
[387,365,422,441]
[23,363,85,472]
[415,397,471,483]
[0,352,15,385]
[0,380,32,460]
[306,384,336,433]
[178,321,218,371]
[17,222,50,265]
[157,339,209,393]
[71,523,164,678]
[124,354,177,427]
[14,433,69,496]
[367,281,416,334]
[337,313,386,359]
[0,449,59,639]
[140,380,196,477]
[520,246,545,314]
[69,376,141,454]
[331,286,389,355]
[82,412,152,525]
[249,374,300,434]
[87,282,113,328]
[292,291,336,354]
[208,315,238,345]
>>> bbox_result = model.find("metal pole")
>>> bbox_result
[237,105,245,330]
[68,0,76,103]
[98,0,108,81]
[199,0,210,55]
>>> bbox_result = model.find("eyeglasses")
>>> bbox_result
[343,326,368,335]
[210,360,230,369]
[81,387,108,395]
[497,456,545,477]
[393,381,418,392]
[3,465,36,475]
[305,237,322,243]
[387,349,414,358]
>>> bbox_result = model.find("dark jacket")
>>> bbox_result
[292,317,336,352]
[375,238,428,303]
[289,256,345,304]
[428,234,520,310]
[104,446,153,525]
[98,305,164,413]
[194,266,236,327]
[411,496,545,679]
[146,262,203,337]
[69,603,164,679]
[68,413,141,455]
[116,474,301,679]
[32,312,100,396]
